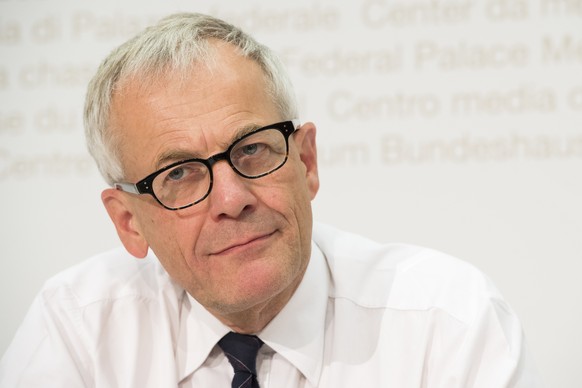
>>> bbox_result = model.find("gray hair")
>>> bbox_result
[84,12,298,185]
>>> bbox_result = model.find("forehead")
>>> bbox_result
[110,43,281,179]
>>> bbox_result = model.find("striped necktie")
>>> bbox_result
[218,332,264,388]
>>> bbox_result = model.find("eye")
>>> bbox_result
[167,167,186,181]
[241,143,264,156]
[162,162,207,184]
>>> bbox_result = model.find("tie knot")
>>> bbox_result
[218,332,263,387]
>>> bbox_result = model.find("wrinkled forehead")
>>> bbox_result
[110,41,271,132]
[107,44,279,179]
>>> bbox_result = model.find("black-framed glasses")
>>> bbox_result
[113,119,300,210]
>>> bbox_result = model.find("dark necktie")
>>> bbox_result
[218,332,264,388]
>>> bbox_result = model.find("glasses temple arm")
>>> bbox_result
[113,182,140,194]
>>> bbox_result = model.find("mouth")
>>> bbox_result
[211,230,277,256]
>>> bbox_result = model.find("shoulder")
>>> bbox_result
[0,249,182,385]
[313,222,502,325]
[41,247,178,308]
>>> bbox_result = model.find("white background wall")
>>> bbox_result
[1,0,581,386]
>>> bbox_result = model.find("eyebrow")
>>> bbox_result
[153,123,263,171]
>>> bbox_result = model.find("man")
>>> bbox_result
[0,12,539,387]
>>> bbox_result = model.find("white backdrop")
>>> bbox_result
[1,0,581,386]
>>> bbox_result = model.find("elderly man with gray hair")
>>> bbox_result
[0,13,540,388]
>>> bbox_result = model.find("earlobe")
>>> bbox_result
[296,122,320,199]
[101,188,149,258]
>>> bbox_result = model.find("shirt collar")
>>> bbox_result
[175,241,329,385]
[176,290,231,383]
[259,241,329,386]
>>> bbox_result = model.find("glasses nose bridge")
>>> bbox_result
[206,149,235,172]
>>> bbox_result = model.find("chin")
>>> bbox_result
[213,266,299,315]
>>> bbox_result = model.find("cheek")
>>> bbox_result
[264,171,314,251]
[137,199,203,244]
[148,227,206,296]
[266,158,312,208]
[134,205,204,277]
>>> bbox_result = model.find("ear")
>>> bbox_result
[101,188,149,258]
[295,122,319,199]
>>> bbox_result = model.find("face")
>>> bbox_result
[103,42,319,325]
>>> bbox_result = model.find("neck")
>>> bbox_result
[210,268,306,334]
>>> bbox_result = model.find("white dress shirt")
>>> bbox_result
[0,223,541,387]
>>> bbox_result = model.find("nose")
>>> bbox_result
[207,160,257,220]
